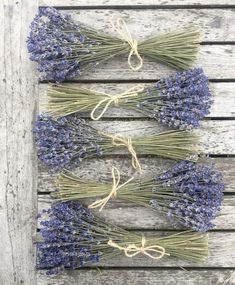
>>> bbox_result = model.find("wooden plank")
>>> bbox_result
[39,82,235,118]
[38,157,235,193]
[63,9,235,42]
[0,1,38,285]
[37,269,235,285]
[39,0,235,7]
[38,195,235,230]
[35,231,235,267]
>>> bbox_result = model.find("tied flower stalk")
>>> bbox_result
[34,114,200,172]
[46,68,212,130]
[53,161,224,232]
[28,7,201,81]
[37,201,208,275]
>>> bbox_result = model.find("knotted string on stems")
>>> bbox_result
[111,18,143,71]
[105,134,142,172]
[90,85,144,120]
[88,166,134,211]
[45,85,145,120]
[108,235,169,259]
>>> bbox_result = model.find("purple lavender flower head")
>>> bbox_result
[151,160,224,231]
[37,201,100,274]
[27,7,85,81]
[34,114,103,172]
[138,68,213,130]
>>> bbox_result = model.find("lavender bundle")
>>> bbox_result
[53,161,224,232]
[34,114,199,172]
[46,68,212,130]
[27,7,201,81]
[37,201,208,274]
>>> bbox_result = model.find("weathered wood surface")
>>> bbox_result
[38,157,235,193]
[40,0,235,7]
[36,231,235,267]
[37,270,235,285]
[0,1,38,285]
[38,195,235,230]
[40,82,235,118]
[65,9,235,42]
[38,269,235,285]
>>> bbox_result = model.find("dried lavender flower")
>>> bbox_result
[37,201,208,275]
[46,68,212,130]
[53,161,224,232]
[34,114,199,172]
[28,7,201,81]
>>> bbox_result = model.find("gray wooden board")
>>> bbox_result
[39,82,235,118]
[37,270,235,285]
[61,9,235,42]
[40,0,235,7]
[0,1,38,285]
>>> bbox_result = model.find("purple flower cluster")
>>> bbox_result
[37,201,100,274]
[150,160,224,231]
[137,68,212,130]
[27,7,87,81]
[34,114,103,172]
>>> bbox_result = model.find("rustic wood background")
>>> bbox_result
[1,0,235,284]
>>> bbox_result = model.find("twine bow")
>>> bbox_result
[111,18,143,71]
[88,166,134,211]
[106,134,142,172]
[90,85,144,120]
[108,236,169,260]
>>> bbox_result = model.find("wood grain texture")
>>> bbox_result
[65,9,235,42]
[39,82,235,118]
[35,231,235,267]
[0,1,38,285]
[39,0,235,6]
[38,157,235,193]
[37,269,235,285]
[38,195,235,230]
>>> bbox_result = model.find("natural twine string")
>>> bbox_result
[90,85,144,120]
[106,134,142,172]
[111,18,143,71]
[88,166,134,211]
[108,236,169,260]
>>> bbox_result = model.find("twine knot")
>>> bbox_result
[90,85,144,120]
[111,18,143,71]
[108,236,169,260]
[107,134,142,172]
[88,166,134,211]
